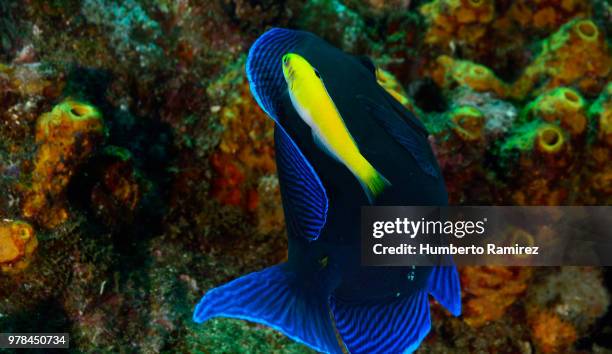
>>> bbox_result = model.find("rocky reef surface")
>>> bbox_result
[0,0,610,353]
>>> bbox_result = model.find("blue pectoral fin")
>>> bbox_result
[428,265,462,316]
[193,264,343,354]
[275,125,328,241]
[330,291,431,354]
[359,95,439,178]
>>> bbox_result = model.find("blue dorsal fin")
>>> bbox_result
[193,264,343,354]
[354,55,376,76]
[275,125,328,241]
[330,291,431,354]
[246,28,301,123]
[247,28,327,241]
[359,95,439,178]
[428,265,462,316]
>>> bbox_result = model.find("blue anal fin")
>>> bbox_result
[330,291,431,354]
[193,264,343,354]
[428,265,462,316]
[275,125,328,241]
[360,95,439,178]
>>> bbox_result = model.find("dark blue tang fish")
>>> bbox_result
[194,28,461,354]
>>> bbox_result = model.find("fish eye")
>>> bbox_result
[283,56,289,65]
[314,69,321,78]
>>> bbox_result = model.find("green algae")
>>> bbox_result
[183,318,313,354]
[500,120,544,153]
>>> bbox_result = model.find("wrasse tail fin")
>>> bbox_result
[193,264,343,354]
[359,166,391,204]
[330,290,431,354]
[428,265,462,316]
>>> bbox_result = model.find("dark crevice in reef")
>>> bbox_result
[410,78,448,113]
[0,298,70,333]
[63,65,175,291]
[60,66,179,350]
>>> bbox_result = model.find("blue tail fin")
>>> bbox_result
[193,264,343,354]
[428,265,462,316]
[330,291,431,354]
[328,266,461,354]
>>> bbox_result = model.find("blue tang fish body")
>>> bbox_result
[194,28,461,354]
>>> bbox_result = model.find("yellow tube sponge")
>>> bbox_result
[429,55,509,98]
[0,220,37,273]
[513,19,611,99]
[449,106,485,141]
[535,123,566,155]
[523,88,587,136]
[22,100,105,229]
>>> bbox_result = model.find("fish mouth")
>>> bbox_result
[282,54,293,72]
[282,54,291,66]
[282,60,296,85]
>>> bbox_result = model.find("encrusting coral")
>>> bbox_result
[526,267,610,353]
[209,79,276,213]
[89,147,141,226]
[420,0,495,49]
[530,310,577,353]
[460,266,533,328]
[0,219,37,273]
[22,99,105,229]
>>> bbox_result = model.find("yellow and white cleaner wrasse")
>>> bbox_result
[281,53,390,203]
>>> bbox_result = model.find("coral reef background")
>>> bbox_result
[0,0,610,352]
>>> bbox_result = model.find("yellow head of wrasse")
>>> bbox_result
[282,53,322,91]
